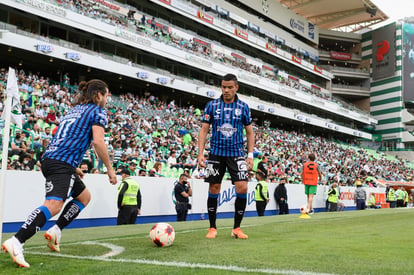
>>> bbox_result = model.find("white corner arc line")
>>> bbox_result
[80,241,125,258]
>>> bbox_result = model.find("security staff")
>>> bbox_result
[174,174,192,221]
[328,181,339,211]
[255,162,269,216]
[395,187,405,207]
[117,169,142,225]
[403,188,409,207]
[387,187,396,208]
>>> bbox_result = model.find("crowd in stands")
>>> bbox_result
[48,0,359,113]
[0,67,413,187]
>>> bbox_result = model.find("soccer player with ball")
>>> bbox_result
[2,80,117,268]
[197,74,254,239]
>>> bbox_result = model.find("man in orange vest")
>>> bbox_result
[301,153,322,214]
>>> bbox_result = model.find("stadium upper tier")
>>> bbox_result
[0,0,376,137]
[0,67,412,184]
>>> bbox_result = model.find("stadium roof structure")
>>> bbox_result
[275,0,389,32]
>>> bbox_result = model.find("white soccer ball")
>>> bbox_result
[149,223,175,247]
[300,205,309,214]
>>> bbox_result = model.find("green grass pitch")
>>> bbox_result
[1,208,413,274]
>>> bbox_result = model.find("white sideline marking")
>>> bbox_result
[26,249,335,275]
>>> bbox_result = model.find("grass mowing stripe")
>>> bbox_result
[26,250,336,275]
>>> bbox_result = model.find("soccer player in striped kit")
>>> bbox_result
[2,79,117,267]
[197,74,254,239]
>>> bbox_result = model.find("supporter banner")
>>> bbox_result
[262,65,273,71]
[197,11,213,24]
[93,0,120,11]
[288,75,298,82]
[292,55,301,64]
[330,51,352,60]
[231,52,246,62]
[265,43,277,53]
[311,84,321,91]
[314,65,322,74]
[158,0,171,5]
[193,38,211,48]
[234,28,248,40]
[372,24,396,80]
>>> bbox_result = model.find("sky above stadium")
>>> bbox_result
[372,0,414,29]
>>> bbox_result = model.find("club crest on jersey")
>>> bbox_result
[234,109,241,116]
[45,181,54,193]
[237,160,247,171]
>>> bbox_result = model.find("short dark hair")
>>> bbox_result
[308,153,316,161]
[222,73,238,85]
[279,177,288,183]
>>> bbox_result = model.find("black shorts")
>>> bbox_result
[41,158,86,201]
[204,155,249,184]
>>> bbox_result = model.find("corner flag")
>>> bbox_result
[0,67,20,242]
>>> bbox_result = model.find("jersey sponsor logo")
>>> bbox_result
[217,123,237,137]
[215,109,221,115]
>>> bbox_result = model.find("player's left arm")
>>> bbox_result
[245,123,254,171]
[93,124,117,185]
[137,188,142,215]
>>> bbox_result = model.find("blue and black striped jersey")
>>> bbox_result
[201,95,252,157]
[42,103,108,167]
